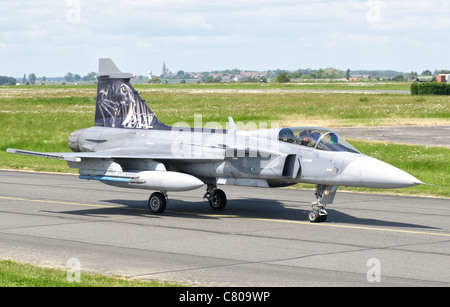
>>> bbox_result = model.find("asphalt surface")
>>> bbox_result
[0,170,449,287]
[333,126,450,148]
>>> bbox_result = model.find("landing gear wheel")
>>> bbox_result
[319,212,327,222]
[308,210,320,223]
[308,208,328,223]
[148,192,167,214]
[208,189,227,210]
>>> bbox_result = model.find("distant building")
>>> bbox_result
[161,62,172,78]
[436,75,446,83]
[437,74,450,83]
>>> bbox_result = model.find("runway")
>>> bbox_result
[332,126,450,148]
[0,170,449,286]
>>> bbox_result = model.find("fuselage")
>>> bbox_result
[69,126,422,190]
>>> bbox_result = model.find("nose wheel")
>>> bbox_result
[308,203,328,223]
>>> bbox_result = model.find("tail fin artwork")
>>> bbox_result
[95,58,169,130]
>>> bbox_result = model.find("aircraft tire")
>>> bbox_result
[308,209,327,223]
[308,210,328,223]
[308,210,319,222]
[319,213,327,222]
[148,192,166,214]
[209,189,227,210]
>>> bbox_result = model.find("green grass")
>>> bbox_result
[0,260,182,287]
[139,90,450,129]
[134,81,412,91]
[1,84,448,197]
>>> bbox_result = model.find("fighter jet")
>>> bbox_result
[7,59,423,223]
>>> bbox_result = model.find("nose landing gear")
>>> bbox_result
[308,203,328,223]
[308,184,338,223]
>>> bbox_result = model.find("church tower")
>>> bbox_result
[161,62,169,77]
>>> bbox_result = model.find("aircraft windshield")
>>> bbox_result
[278,127,360,153]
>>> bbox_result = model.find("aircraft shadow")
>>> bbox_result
[53,196,438,230]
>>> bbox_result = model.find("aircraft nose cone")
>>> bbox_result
[342,156,422,189]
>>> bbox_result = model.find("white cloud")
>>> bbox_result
[0,0,448,76]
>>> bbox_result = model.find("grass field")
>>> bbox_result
[0,260,182,287]
[0,83,449,197]
[0,83,449,286]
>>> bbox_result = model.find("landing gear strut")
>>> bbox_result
[308,185,337,223]
[204,184,227,210]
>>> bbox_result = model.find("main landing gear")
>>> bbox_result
[203,184,227,210]
[148,191,167,214]
[148,184,228,214]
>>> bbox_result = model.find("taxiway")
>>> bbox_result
[0,170,449,286]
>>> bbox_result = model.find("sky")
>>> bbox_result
[1,0,449,77]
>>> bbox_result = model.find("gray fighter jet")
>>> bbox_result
[7,59,423,222]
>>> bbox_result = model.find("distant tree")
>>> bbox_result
[22,74,26,84]
[246,77,259,82]
[65,72,74,82]
[421,70,433,76]
[43,76,47,82]
[322,68,345,79]
[408,71,418,80]
[9,77,17,85]
[0,76,10,85]
[275,72,290,83]
[346,69,350,80]
[83,72,97,81]
[74,74,81,82]
[1,76,17,85]
[437,69,450,74]
[204,76,221,83]
[28,73,36,85]
[288,71,303,79]
[391,74,405,82]
[308,69,324,79]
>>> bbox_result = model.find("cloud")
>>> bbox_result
[0,0,448,76]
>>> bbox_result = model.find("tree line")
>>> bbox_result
[2,68,448,86]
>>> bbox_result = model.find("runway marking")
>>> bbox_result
[245,217,450,238]
[0,196,117,209]
[2,196,450,238]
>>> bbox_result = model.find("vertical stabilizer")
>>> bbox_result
[94,58,169,130]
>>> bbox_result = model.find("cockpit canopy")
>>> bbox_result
[278,127,360,153]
